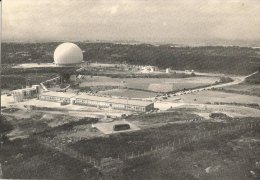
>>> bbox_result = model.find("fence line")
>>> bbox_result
[34,122,259,171]
[35,136,101,169]
[119,122,259,162]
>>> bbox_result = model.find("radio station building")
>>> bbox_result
[38,92,154,112]
[108,98,154,112]
[73,94,154,112]
[73,94,111,108]
[38,91,75,104]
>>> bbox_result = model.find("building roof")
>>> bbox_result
[75,94,153,107]
[40,91,76,98]
[39,92,153,107]
[12,87,36,92]
[108,98,153,107]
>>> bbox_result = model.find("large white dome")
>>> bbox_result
[54,43,83,65]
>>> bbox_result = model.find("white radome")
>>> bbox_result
[54,43,83,65]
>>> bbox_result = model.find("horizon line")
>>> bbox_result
[2,39,260,48]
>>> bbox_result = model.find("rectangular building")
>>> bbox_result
[38,91,75,103]
[107,98,154,112]
[12,85,40,102]
[73,94,154,112]
[38,92,154,112]
[73,94,112,108]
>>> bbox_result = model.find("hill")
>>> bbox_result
[2,42,260,75]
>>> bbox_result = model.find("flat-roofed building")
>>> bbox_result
[73,94,154,112]
[12,85,41,102]
[73,94,111,108]
[107,98,154,112]
[38,92,154,112]
[38,91,75,103]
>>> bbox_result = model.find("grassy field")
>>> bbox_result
[79,76,220,93]
[126,111,203,127]
[68,117,260,179]
[70,121,227,160]
[68,110,259,160]
[218,83,260,97]
[2,119,259,179]
[176,90,260,105]
[0,138,99,179]
[121,122,260,180]
[0,113,101,179]
[173,105,260,119]
[98,89,158,98]
[0,111,94,141]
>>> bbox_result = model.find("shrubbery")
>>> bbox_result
[0,115,13,134]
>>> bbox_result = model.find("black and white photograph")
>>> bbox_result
[1,0,260,179]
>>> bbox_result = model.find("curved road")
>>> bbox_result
[171,71,259,96]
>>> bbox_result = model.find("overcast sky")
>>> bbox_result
[2,0,260,44]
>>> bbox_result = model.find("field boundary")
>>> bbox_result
[33,122,259,174]
[120,123,258,158]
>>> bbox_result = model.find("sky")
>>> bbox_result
[2,0,260,45]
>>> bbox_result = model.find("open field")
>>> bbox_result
[79,76,220,92]
[173,90,260,105]
[67,117,260,179]
[126,111,203,128]
[1,111,86,140]
[121,123,260,180]
[69,116,259,160]
[98,89,158,98]
[0,114,101,179]
[218,83,260,97]
[0,138,99,179]
[79,81,123,88]
[172,105,260,119]
[1,110,105,144]
[2,119,260,179]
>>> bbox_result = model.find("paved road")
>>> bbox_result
[153,71,259,110]
[171,71,259,96]
[142,71,258,102]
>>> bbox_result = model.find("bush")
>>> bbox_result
[0,115,13,134]
[219,77,233,83]
[209,113,231,120]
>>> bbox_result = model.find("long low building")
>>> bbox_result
[107,98,154,112]
[73,94,154,112]
[73,94,111,108]
[38,91,75,104]
[38,92,154,112]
